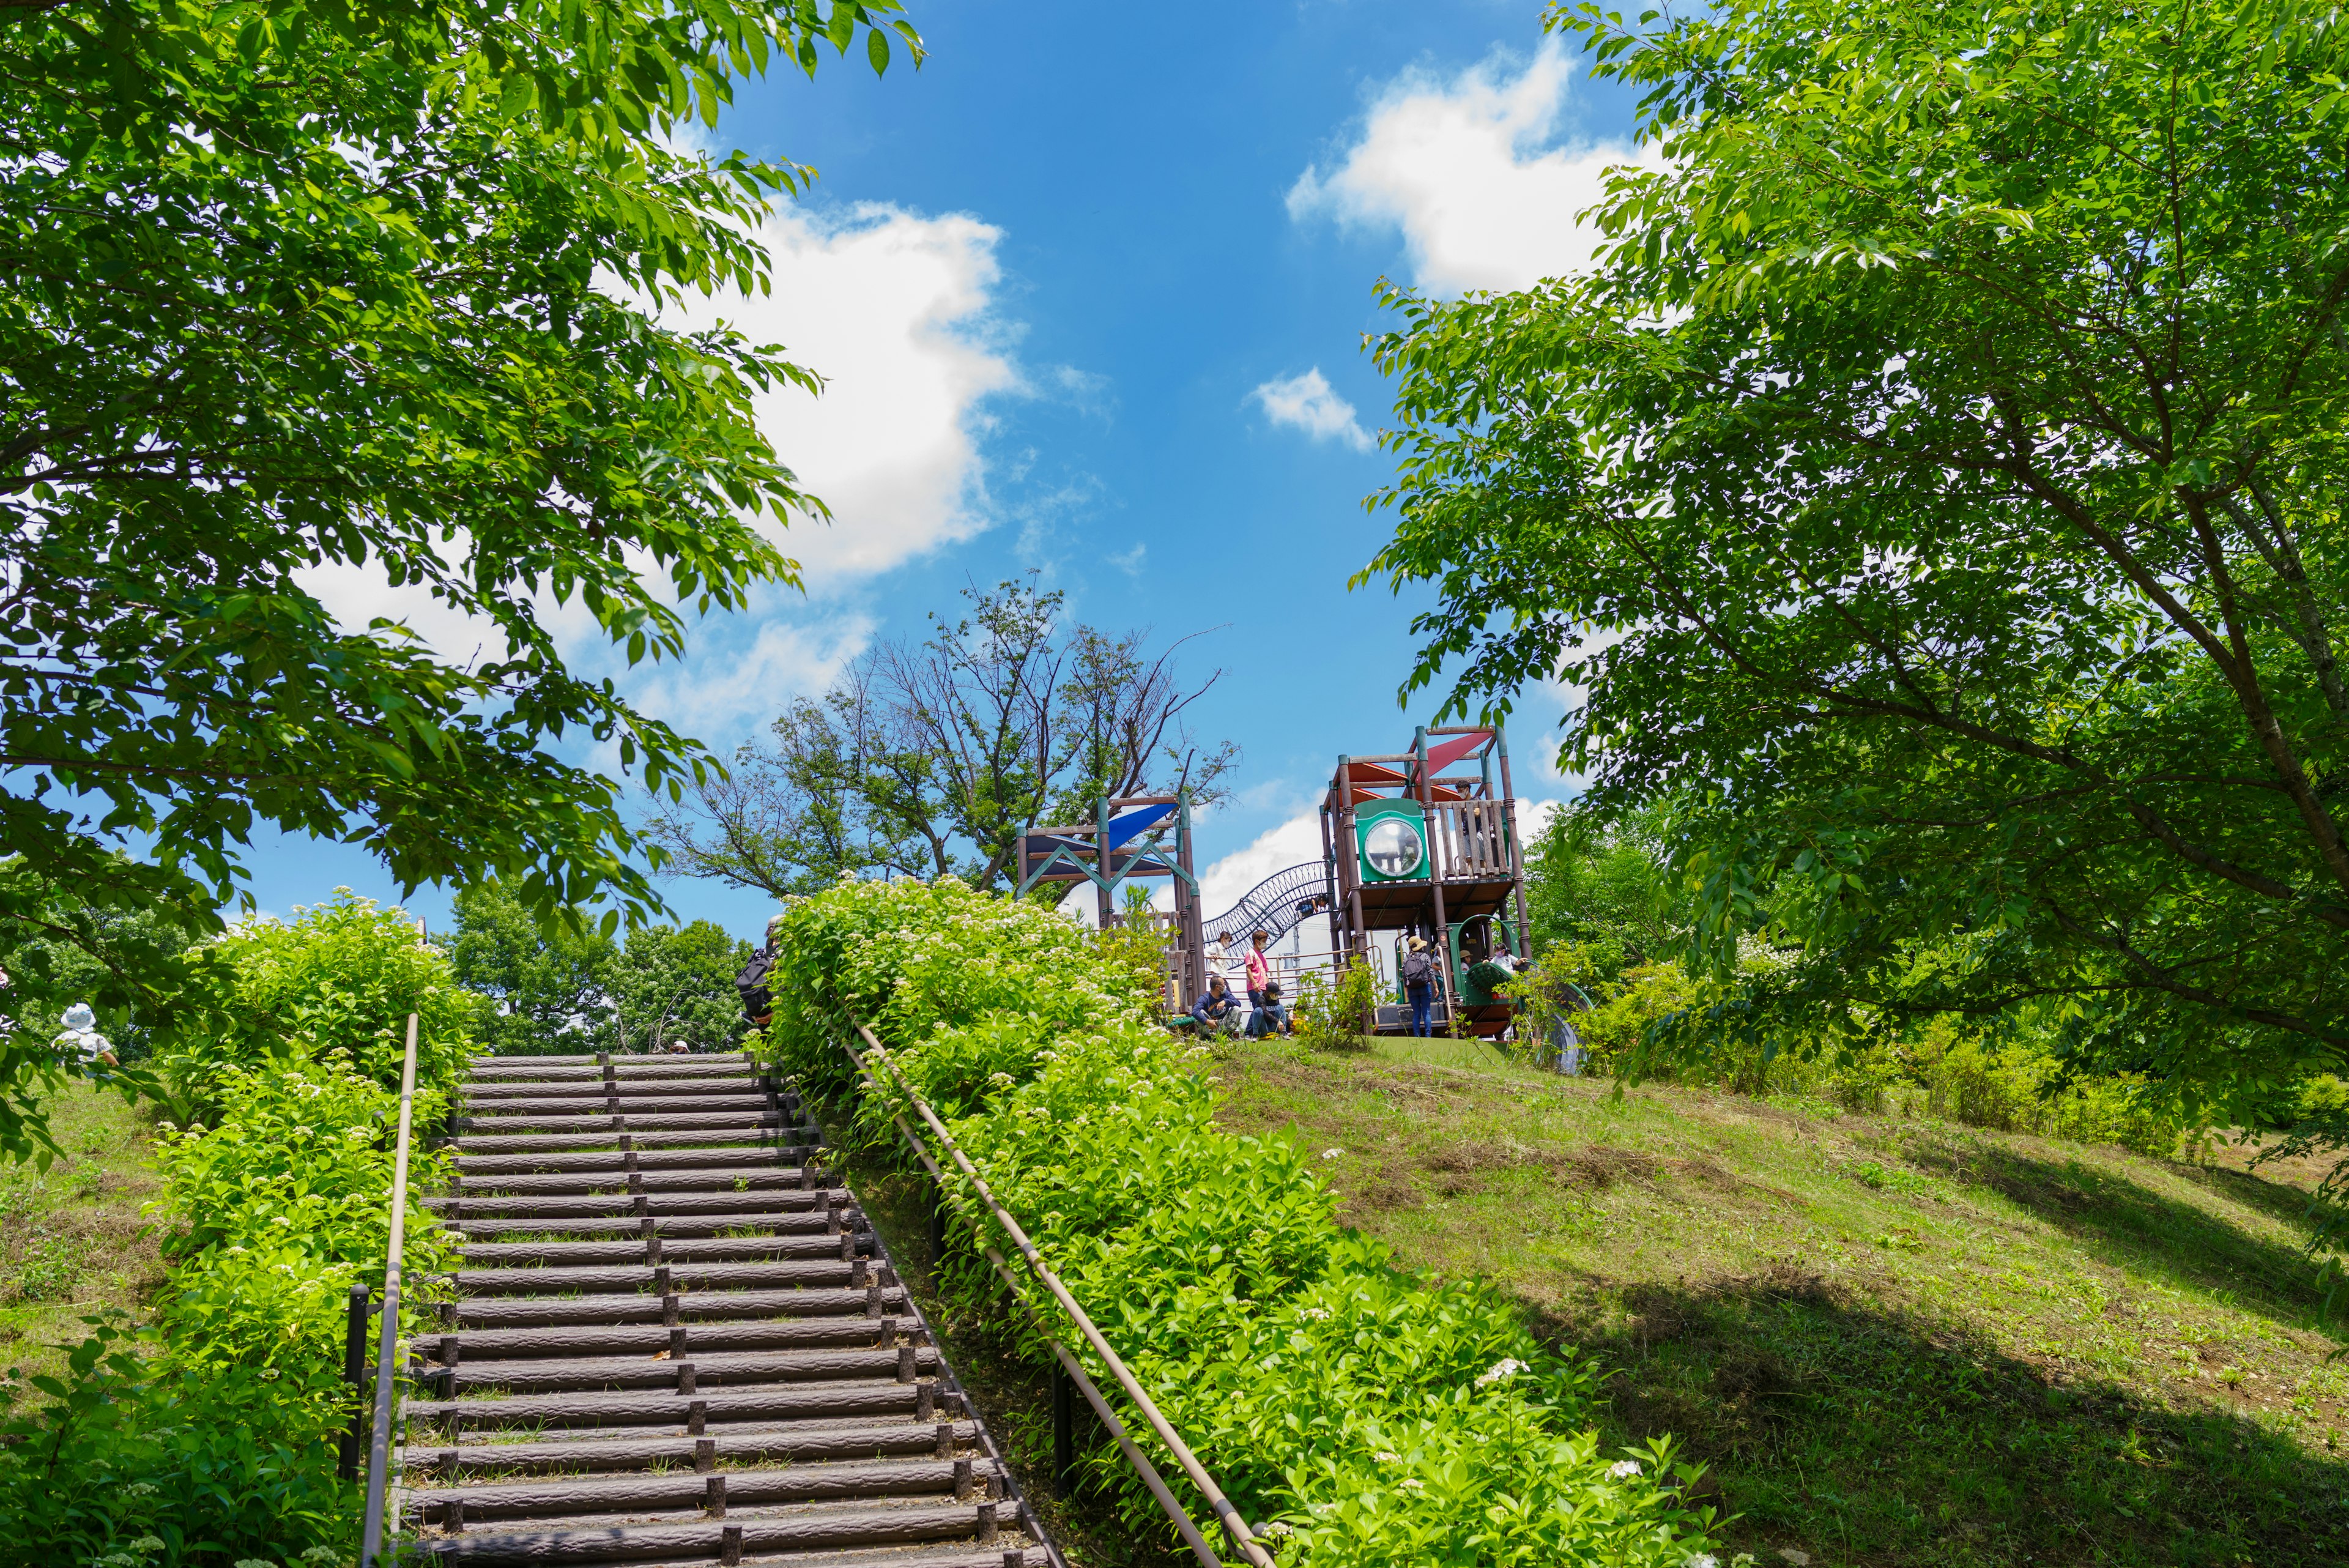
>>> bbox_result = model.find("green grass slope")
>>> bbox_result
[0,1083,166,1396]
[1215,1037,2346,1568]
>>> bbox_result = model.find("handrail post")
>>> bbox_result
[360,1012,421,1567]
[337,1281,370,1481]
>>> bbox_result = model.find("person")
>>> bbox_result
[1204,929,1242,990]
[735,913,782,1030]
[1247,979,1293,1039]
[1399,937,1437,1038]
[1244,930,1273,1015]
[56,1002,117,1077]
[1190,975,1243,1036]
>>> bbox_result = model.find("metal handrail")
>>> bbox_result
[848,1021,1277,1568]
[836,1041,1223,1568]
[360,1013,421,1568]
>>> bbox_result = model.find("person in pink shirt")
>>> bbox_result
[1244,930,1272,1012]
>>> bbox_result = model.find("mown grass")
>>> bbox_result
[0,1081,168,1397]
[1214,1036,2349,1568]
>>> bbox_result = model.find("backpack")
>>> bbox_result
[735,948,775,1020]
[1400,950,1434,986]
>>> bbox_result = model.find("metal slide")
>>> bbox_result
[1201,861,1332,946]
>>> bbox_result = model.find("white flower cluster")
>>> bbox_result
[1299,1306,1331,1321]
[1608,1458,1642,1479]
[1474,1357,1529,1387]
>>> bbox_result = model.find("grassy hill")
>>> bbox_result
[0,1082,167,1397]
[1215,1036,2346,1568]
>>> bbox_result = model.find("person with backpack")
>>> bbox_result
[735,913,783,1031]
[1400,937,1438,1038]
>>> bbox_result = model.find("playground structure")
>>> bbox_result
[1017,726,1531,1037]
[1015,794,1206,1006]
[1318,726,1529,1036]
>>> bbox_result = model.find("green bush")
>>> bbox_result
[1291,960,1378,1052]
[768,877,1717,1568]
[0,900,465,1565]
[165,891,477,1115]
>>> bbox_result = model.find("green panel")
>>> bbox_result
[1356,801,1429,884]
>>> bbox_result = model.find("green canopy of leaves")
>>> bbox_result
[1364,0,2349,1120]
[0,0,921,1100]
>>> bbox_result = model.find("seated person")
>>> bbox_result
[1247,979,1294,1039]
[1190,975,1244,1036]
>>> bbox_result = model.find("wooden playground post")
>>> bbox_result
[1498,728,1532,961]
[1415,726,1453,1016]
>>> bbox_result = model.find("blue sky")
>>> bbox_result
[250,0,1658,942]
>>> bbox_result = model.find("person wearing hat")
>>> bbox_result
[56,1003,117,1077]
[1398,937,1438,1038]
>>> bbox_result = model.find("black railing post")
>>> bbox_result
[338,1281,369,1481]
[1050,1354,1076,1492]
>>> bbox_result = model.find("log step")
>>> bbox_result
[405,1456,1006,1526]
[444,1213,830,1241]
[400,1418,979,1478]
[452,1166,809,1197]
[455,1113,795,1136]
[458,1148,807,1176]
[403,1377,949,1432]
[406,1513,1029,1565]
[432,1189,833,1221]
[460,1234,864,1268]
[418,1317,927,1362]
[447,1285,910,1331]
[414,1346,941,1395]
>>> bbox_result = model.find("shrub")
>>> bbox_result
[0,901,465,1565]
[1291,960,1377,1052]
[164,891,477,1115]
[768,877,1717,1567]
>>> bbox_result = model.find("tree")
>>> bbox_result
[606,920,752,1053]
[0,0,925,1145]
[647,578,1237,895]
[447,880,617,1055]
[1523,804,1682,981]
[1364,0,2349,1120]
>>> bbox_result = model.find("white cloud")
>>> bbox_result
[624,610,875,741]
[1288,39,1663,294]
[669,201,1022,581]
[1249,368,1373,451]
[1196,811,1330,922]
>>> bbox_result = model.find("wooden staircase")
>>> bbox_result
[395,1051,1049,1568]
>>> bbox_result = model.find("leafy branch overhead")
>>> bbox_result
[0,0,923,1104]
[1364,0,2349,1117]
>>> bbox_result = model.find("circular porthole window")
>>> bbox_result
[1364,816,1425,879]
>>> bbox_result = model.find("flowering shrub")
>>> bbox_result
[769,877,1718,1567]
[0,901,466,1564]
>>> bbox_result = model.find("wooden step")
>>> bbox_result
[451,1165,809,1198]
[417,1345,941,1396]
[418,1315,926,1362]
[401,1418,977,1478]
[404,1509,1026,1565]
[443,1212,830,1241]
[403,1376,954,1432]
[405,1455,1000,1526]
[448,1284,907,1330]
[460,1233,866,1268]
